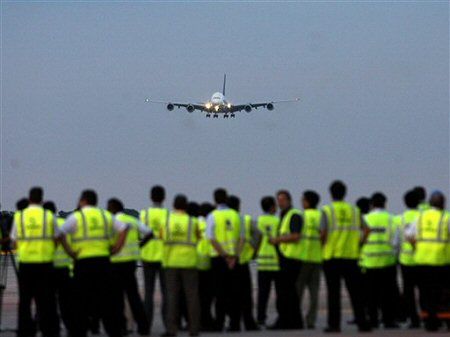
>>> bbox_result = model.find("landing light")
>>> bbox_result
[205,102,212,109]
[215,106,220,111]
[227,103,232,108]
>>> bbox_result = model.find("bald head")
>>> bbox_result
[429,191,445,210]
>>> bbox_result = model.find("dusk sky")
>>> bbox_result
[2,2,449,215]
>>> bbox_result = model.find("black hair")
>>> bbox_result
[413,186,426,202]
[404,190,419,209]
[330,180,346,201]
[29,186,43,204]
[430,192,445,209]
[371,192,387,208]
[276,190,292,202]
[173,194,188,210]
[227,195,240,211]
[150,185,165,203]
[214,188,228,205]
[107,198,124,213]
[80,189,98,206]
[199,202,214,217]
[16,198,29,211]
[356,197,370,215]
[261,196,276,213]
[303,190,320,208]
[187,202,200,217]
[43,201,56,213]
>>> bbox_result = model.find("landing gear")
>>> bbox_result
[224,114,229,118]
[206,114,211,118]
[231,113,235,118]
[213,114,219,118]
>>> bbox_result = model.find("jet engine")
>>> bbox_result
[186,105,195,113]
[167,103,174,111]
[267,103,274,111]
[244,105,252,113]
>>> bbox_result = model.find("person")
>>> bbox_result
[268,190,303,330]
[360,193,398,329]
[16,198,29,211]
[227,195,259,331]
[356,197,371,215]
[206,188,243,332]
[397,190,421,328]
[196,202,216,331]
[321,180,370,333]
[413,186,430,211]
[12,187,60,337]
[139,185,168,332]
[58,189,128,337]
[161,195,200,337]
[406,191,449,331]
[296,190,323,329]
[255,196,280,326]
[108,198,152,336]
[43,201,75,335]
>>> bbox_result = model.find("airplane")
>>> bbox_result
[145,74,299,118]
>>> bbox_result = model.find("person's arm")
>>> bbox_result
[405,220,418,247]
[57,214,79,258]
[58,234,78,259]
[136,220,154,246]
[360,215,370,245]
[320,210,328,245]
[9,221,17,250]
[206,213,227,256]
[269,214,302,245]
[110,217,130,255]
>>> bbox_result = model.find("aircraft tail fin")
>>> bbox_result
[222,74,226,95]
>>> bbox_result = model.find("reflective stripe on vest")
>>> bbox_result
[197,218,211,270]
[15,207,55,263]
[279,208,302,260]
[256,214,280,271]
[54,217,73,269]
[111,213,141,263]
[240,215,255,265]
[140,208,168,262]
[323,202,361,260]
[298,209,322,263]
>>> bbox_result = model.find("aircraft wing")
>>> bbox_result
[230,98,300,112]
[145,99,207,112]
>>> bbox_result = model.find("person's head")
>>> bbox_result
[79,189,98,207]
[213,188,228,205]
[16,198,29,211]
[413,186,426,203]
[150,185,165,204]
[29,186,43,204]
[276,190,292,211]
[261,196,276,214]
[227,195,240,212]
[107,198,124,214]
[356,197,370,214]
[429,191,445,210]
[329,180,346,201]
[371,192,387,209]
[187,202,200,217]
[404,190,419,209]
[302,190,320,209]
[173,194,188,211]
[199,202,214,217]
[43,201,57,213]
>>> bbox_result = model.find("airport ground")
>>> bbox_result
[0,262,447,337]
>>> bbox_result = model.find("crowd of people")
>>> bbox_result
[4,181,450,337]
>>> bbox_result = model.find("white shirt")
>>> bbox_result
[10,204,59,241]
[205,204,246,239]
[59,206,127,235]
[115,212,152,236]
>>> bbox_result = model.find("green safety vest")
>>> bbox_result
[162,212,197,268]
[71,208,113,260]
[239,215,255,264]
[322,201,361,260]
[140,207,168,263]
[54,217,73,269]
[15,206,56,263]
[298,209,322,263]
[256,214,280,271]
[111,213,141,263]
[397,210,420,266]
[418,202,431,212]
[414,209,449,266]
[196,217,211,270]
[361,211,396,268]
[279,208,302,260]
[209,209,241,257]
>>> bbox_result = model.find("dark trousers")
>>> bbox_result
[416,265,447,330]
[238,263,257,329]
[257,271,279,324]
[274,256,303,328]
[296,262,321,327]
[198,269,215,330]
[17,263,60,337]
[111,262,149,334]
[323,259,368,330]
[143,262,167,331]
[400,265,420,326]
[211,257,240,330]
[72,257,122,337]
[54,267,75,334]
[165,268,200,335]
[364,266,397,327]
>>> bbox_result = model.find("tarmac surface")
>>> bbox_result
[0,258,448,337]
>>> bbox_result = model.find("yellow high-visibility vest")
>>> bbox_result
[111,213,141,263]
[279,208,302,260]
[256,214,280,271]
[209,209,241,257]
[140,207,168,263]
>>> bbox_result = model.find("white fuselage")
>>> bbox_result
[207,92,230,112]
